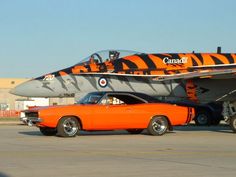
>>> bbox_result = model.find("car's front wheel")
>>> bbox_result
[147,116,169,136]
[57,117,80,137]
[39,127,57,136]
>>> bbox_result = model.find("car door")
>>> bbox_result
[91,94,148,130]
[109,104,149,129]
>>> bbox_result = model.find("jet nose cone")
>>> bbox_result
[10,78,61,97]
[9,88,17,95]
[10,81,34,97]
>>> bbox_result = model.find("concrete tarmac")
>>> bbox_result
[0,124,236,177]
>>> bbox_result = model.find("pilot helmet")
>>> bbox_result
[109,51,120,60]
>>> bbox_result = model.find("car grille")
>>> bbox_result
[25,112,39,118]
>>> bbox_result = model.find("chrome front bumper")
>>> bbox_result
[20,117,43,126]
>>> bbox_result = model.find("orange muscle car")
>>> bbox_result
[21,92,195,137]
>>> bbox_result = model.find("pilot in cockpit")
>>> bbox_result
[89,55,99,64]
[109,51,120,61]
[89,55,95,64]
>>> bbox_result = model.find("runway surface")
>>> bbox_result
[0,124,236,177]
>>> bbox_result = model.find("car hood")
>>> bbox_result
[22,105,75,112]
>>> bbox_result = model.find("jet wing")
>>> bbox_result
[155,69,236,81]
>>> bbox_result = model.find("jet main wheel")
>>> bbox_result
[39,127,57,136]
[147,116,169,136]
[230,115,236,133]
[126,129,144,134]
[57,117,80,137]
[194,111,210,126]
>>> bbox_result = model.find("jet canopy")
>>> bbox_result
[77,50,141,65]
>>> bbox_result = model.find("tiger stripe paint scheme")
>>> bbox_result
[10,50,236,104]
[42,53,236,76]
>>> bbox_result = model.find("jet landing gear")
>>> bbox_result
[222,102,236,132]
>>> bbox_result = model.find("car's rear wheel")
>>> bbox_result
[147,116,169,136]
[39,127,57,136]
[57,117,80,137]
[127,129,144,134]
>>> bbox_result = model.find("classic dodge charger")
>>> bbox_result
[21,92,195,137]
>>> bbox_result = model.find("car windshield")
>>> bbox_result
[76,50,142,65]
[77,92,104,104]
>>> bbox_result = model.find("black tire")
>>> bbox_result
[194,111,211,126]
[127,129,144,134]
[147,116,169,136]
[229,116,236,133]
[39,127,57,136]
[57,117,80,137]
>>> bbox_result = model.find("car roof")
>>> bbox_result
[89,91,160,103]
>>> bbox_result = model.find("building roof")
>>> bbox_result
[0,78,29,89]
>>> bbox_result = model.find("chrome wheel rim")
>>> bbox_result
[152,119,166,133]
[63,118,78,136]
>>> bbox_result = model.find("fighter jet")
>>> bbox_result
[10,48,236,131]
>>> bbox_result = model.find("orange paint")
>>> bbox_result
[59,71,68,76]
[186,80,198,102]
[35,103,195,130]
[124,55,150,69]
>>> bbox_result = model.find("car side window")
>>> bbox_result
[100,94,146,105]
[100,96,125,105]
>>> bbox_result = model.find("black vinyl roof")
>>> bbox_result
[89,91,161,103]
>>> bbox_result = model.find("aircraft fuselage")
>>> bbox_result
[10,50,236,104]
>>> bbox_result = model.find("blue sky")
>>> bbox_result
[0,0,236,78]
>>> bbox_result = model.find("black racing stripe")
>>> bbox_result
[187,107,191,123]
[224,54,235,64]
[138,54,157,69]
[186,107,190,124]
[210,55,224,65]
